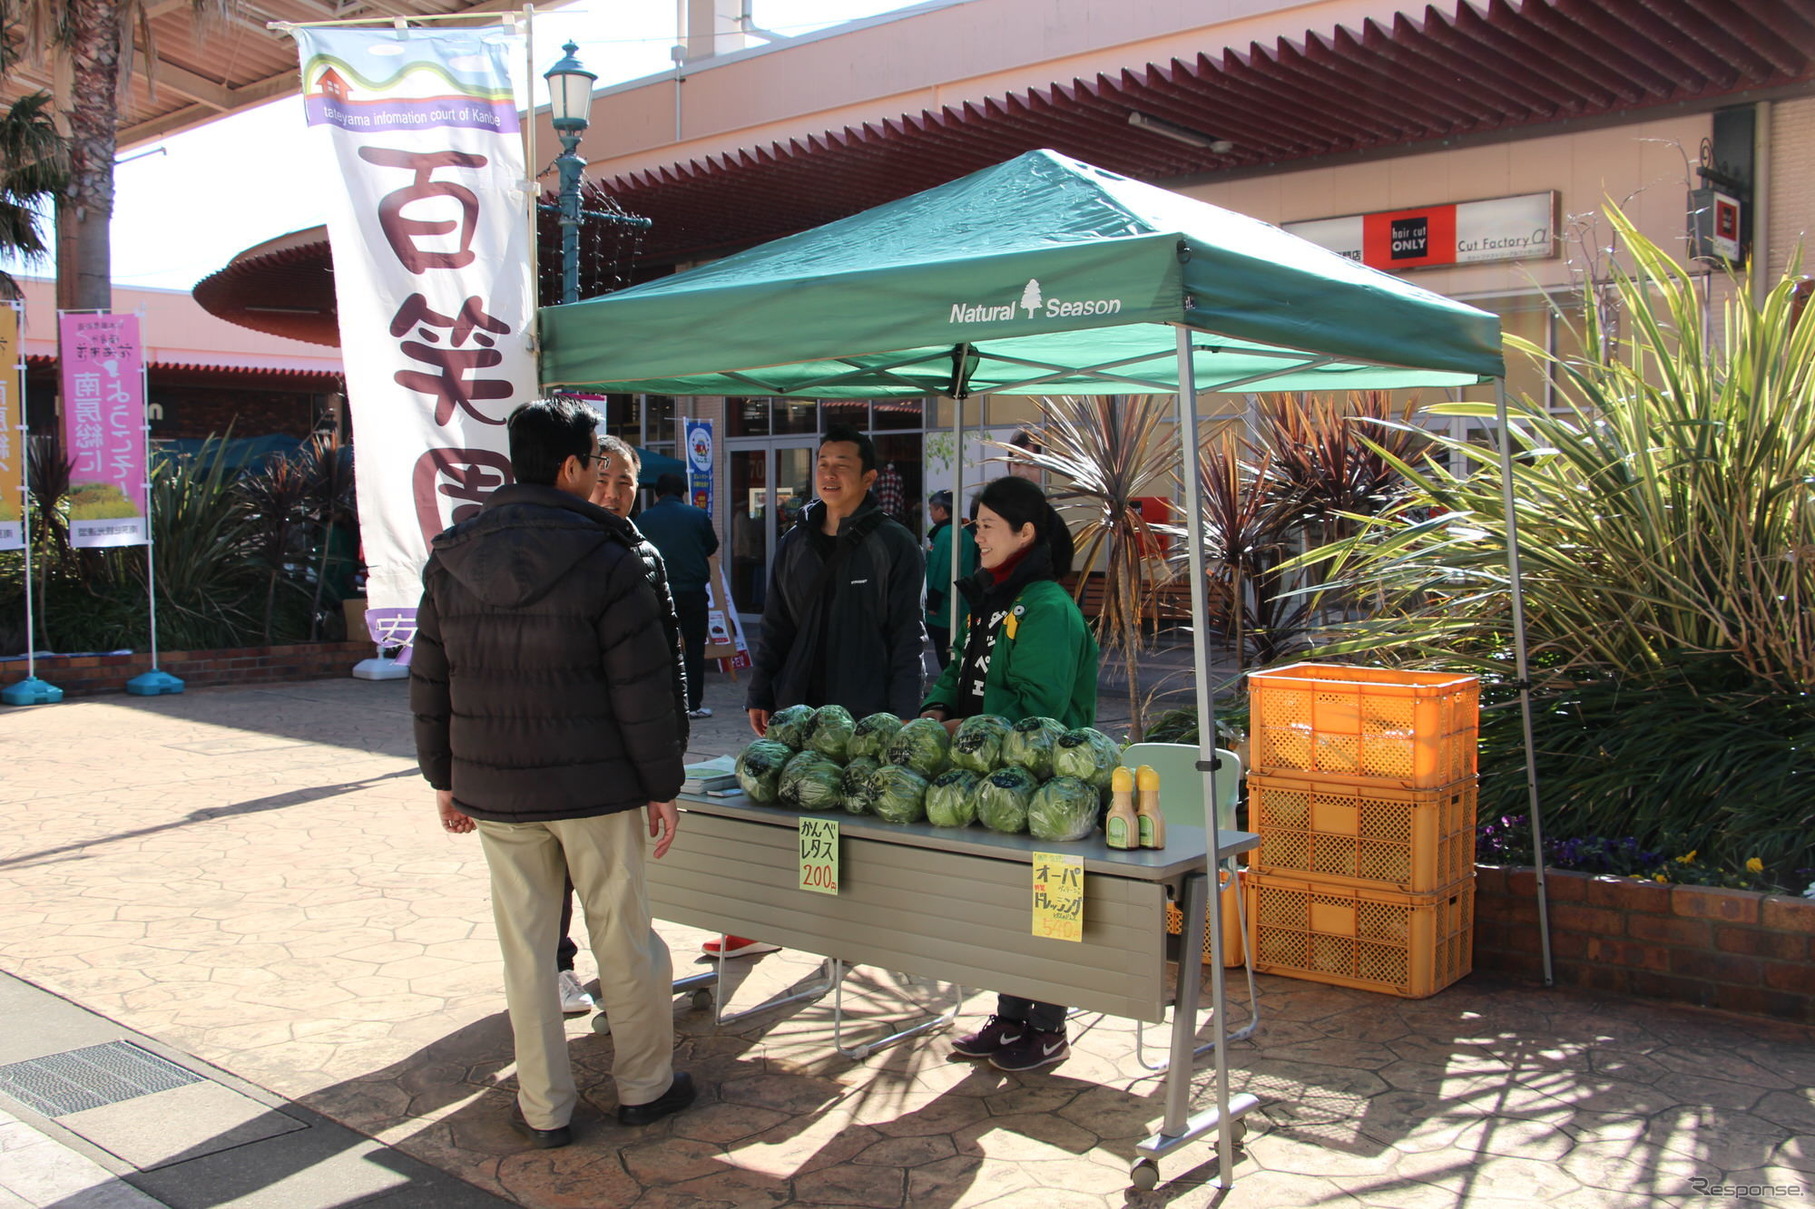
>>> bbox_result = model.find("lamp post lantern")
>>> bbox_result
[544,42,597,306]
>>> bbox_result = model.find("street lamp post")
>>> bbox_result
[544,42,598,306]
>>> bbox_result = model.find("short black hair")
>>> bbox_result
[977,474,1074,577]
[508,398,601,485]
[819,424,877,474]
[655,472,687,498]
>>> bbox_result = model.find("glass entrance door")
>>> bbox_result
[727,439,817,620]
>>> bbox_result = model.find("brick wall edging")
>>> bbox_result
[2,641,374,697]
[1474,864,1815,1023]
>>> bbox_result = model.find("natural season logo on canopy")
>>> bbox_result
[948,278,1124,324]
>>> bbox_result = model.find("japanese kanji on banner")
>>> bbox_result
[294,24,534,654]
[59,313,148,549]
[0,303,23,552]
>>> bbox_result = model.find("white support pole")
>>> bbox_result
[948,393,963,651]
[2,298,60,706]
[126,333,182,696]
[1495,377,1550,984]
[1174,323,1237,1188]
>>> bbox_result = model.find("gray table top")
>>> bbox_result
[676,791,1259,882]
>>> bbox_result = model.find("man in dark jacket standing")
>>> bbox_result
[714,427,924,960]
[746,426,926,733]
[412,398,695,1147]
[636,471,719,719]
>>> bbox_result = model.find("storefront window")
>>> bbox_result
[873,433,923,532]
[873,398,923,430]
[728,396,770,437]
[600,394,639,442]
[774,399,819,434]
[644,395,677,445]
[822,400,868,430]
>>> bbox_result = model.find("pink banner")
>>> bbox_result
[59,313,149,548]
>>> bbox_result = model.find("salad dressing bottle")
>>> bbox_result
[1105,766,1138,849]
[1136,765,1166,849]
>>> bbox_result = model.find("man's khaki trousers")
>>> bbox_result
[476,810,675,1129]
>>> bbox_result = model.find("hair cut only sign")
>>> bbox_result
[59,313,149,549]
[294,24,534,656]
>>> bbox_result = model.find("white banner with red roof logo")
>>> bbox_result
[295,24,533,656]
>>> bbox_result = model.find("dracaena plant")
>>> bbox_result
[994,395,1180,738]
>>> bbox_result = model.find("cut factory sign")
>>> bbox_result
[292,23,533,656]
[1284,193,1557,272]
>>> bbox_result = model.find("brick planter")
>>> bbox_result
[1474,865,1815,1023]
[1,641,375,697]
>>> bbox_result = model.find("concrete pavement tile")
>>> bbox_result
[1652,1072,1769,1112]
[641,1165,792,1206]
[980,1081,1081,1118]
[791,1162,906,1207]
[1739,1090,1815,1135]
[493,1148,642,1208]
[1641,1107,1788,1171]
[955,1110,1097,1161]
[1558,1140,1705,1198]
[670,1100,790,1144]
[851,1132,956,1166]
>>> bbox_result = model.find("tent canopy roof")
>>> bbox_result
[538,150,1504,399]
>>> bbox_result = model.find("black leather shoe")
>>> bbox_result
[617,1071,696,1127]
[508,1110,572,1149]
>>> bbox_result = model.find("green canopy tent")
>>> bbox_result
[539,150,1543,1190]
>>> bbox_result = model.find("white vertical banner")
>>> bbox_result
[294,23,534,655]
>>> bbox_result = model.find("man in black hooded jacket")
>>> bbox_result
[411,398,696,1147]
[746,426,926,731]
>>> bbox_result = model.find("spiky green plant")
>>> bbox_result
[995,395,1180,737]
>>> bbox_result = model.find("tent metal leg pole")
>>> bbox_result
[1177,322,1241,1187]
[1495,378,1552,987]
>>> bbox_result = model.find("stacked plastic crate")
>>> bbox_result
[1243,664,1480,998]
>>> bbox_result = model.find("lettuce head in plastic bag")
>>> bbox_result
[735,739,794,804]
[807,704,856,762]
[1053,727,1121,790]
[949,715,1010,774]
[870,764,930,825]
[887,717,950,779]
[925,768,979,828]
[848,713,904,762]
[973,764,1038,834]
[1002,716,1065,780]
[1028,775,1102,841]
[779,750,842,809]
[765,704,817,750]
[839,757,880,815]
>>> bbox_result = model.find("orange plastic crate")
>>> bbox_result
[1249,774,1477,894]
[1248,662,1479,789]
[1245,872,1474,998]
[1164,869,1246,967]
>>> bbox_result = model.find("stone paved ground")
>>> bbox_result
[1,674,1811,1208]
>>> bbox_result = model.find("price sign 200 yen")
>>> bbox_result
[798,817,840,895]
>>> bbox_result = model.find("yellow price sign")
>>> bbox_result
[798,816,840,895]
[1031,850,1084,942]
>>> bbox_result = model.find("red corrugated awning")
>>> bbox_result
[196,0,1815,342]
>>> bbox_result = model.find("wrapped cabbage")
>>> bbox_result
[848,713,904,762]
[950,715,1011,774]
[1053,727,1121,789]
[779,750,842,809]
[870,764,930,825]
[887,717,951,779]
[735,739,794,804]
[925,768,980,828]
[1002,716,1065,780]
[1028,775,1101,841]
[839,757,880,815]
[766,704,817,750]
[974,764,1038,834]
[807,704,856,762]
[792,761,845,811]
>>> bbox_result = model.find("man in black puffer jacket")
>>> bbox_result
[412,398,696,1148]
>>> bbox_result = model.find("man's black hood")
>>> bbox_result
[430,483,632,610]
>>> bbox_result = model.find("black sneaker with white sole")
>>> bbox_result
[950,1014,1024,1059]
[988,1028,1068,1071]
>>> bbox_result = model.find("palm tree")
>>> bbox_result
[2,0,232,310]
[0,91,67,298]
[996,395,1181,738]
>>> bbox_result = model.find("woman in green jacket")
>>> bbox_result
[920,474,1099,1071]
